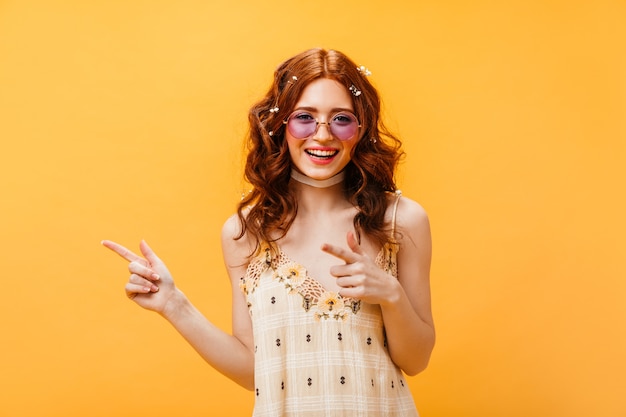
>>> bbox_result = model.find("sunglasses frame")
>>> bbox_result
[282,111,362,141]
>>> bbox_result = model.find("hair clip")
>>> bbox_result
[357,65,372,76]
[349,85,362,97]
[269,107,279,113]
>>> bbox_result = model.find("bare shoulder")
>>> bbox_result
[390,194,432,293]
[221,213,255,273]
[391,194,430,234]
[221,213,244,243]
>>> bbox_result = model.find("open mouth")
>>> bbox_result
[305,149,338,159]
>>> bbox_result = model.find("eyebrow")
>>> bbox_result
[292,106,355,114]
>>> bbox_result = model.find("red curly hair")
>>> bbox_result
[237,48,404,251]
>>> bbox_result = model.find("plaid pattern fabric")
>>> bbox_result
[241,194,419,417]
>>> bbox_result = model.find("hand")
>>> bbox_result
[101,239,176,314]
[321,232,400,306]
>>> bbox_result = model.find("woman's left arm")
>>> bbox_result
[378,197,435,375]
[322,197,435,376]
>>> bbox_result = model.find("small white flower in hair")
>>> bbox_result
[357,65,372,76]
[269,107,279,113]
[349,85,362,97]
[292,76,298,81]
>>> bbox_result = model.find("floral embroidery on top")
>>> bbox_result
[272,257,358,321]
[240,243,273,296]
[313,291,352,322]
[241,241,398,320]
[239,278,248,295]
[376,242,399,278]
[274,262,307,293]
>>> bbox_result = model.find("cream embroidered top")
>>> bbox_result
[239,195,419,417]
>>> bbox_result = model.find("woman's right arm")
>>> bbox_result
[101,216,255,390]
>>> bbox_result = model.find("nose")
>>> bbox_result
[313,121,332,141]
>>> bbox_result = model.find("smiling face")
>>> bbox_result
[285,78,360,181]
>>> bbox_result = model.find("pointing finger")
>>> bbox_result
[321,231,364,264]
[321,242,359,264]
[101,240,144,263]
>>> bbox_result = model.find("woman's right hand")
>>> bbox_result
[101,239,177,314]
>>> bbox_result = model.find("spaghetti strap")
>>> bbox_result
[390,190,402,242]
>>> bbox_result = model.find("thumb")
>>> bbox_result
[139,240,162,266]
[346,231,363,255]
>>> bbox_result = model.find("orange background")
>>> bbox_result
[1,1,625,416]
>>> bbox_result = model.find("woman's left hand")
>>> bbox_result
[321,231,400,306]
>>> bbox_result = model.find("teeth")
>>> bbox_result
[306,149,337,157]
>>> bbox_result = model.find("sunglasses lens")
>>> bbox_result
[287,112,359,140]
[330,114,358,140]
[287,114,317,139]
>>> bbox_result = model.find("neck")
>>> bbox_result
[290,169,345,188]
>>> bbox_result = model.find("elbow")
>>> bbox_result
[242,371,256,391]
[403,356,431,377]
[238,375,256,391]
[227,362,255,391]
[402,336,436,377]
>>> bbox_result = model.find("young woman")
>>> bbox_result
[103,48,435,416]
